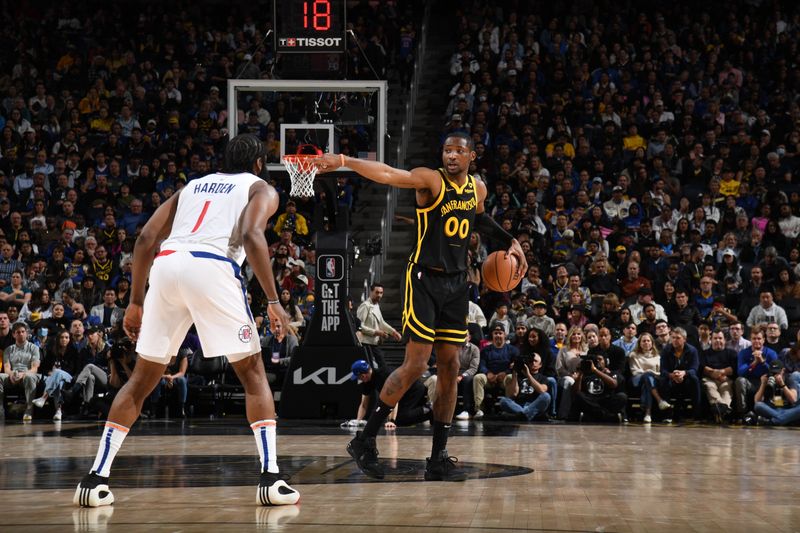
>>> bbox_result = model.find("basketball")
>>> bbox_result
[482,251,520,293]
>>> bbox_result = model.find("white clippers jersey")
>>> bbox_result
[160,172,261,265]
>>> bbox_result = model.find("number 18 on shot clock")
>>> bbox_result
[275,0,346,53]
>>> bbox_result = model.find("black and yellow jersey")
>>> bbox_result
[409,169,478,273]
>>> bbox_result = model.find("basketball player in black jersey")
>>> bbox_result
[314,132,526,480]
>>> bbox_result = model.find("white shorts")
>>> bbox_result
[136,250,260,364]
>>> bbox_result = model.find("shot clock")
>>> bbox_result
[274,0,347,54]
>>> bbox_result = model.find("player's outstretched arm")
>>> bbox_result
[313,153,439,190]
[241,181,291,333]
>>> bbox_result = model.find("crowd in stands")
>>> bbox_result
[425,0,800,424]
[0,0,417,421]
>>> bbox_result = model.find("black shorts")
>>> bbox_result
[402,262,469,345]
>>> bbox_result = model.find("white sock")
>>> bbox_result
[90,422,129,477]
[251,419,278,473]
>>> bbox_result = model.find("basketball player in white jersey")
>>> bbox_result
[74,134,300,507]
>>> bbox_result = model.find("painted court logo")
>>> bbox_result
[238,325,253,343]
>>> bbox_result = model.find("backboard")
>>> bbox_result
[226,79,387,174]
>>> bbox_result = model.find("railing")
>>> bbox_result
[362,1,430,302]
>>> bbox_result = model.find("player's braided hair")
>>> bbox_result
[223,133,267,174]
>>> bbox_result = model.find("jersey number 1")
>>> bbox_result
[191,201,211,233]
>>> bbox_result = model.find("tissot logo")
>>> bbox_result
[293,366,352,385]
[279,37,343,48]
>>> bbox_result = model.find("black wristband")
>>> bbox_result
[474,212,514,248]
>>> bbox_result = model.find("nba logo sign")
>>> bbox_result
[318,255,344,281]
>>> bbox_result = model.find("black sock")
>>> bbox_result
[361,399,393,439]
[431,420,451,458]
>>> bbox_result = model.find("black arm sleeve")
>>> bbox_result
[474,212,514,248]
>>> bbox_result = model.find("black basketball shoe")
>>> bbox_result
[346,431,384,479]
[424,450,468,482]
[257,472,300,506]
[73,472,114,507]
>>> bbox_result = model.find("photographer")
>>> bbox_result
[573,353,627,422]
[351,359,430,429]
[108,338,136,393]
[753,361,800,426]
[497,352,551,421]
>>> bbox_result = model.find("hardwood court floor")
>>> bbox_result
[1,418,798,532]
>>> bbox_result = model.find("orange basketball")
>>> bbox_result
[482,251,520,293]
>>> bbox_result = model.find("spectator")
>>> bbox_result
[273,201,309,241]
[659,327,701,421]
[726,322,751,353]
[269,229,301,260]
[780,342,800,397]
[735,326,778,420]
[629,333,671,423]
[0,311,15,350]
[700,330,738,422]
[0,243,24,284]
[620,262,650,299]
[589,327,626,376]
[32,329,84,420]
[746,290,788,331]
[554,326,588,420]
[119,199,148,234]
[356,283,401,371]
[525,300,555,338]
[554,274,591,312]
[0,270,31,307]
[430,335,479,420]
[471,324,516,419]
[90,288,125,330]
[764,322,788,354]
[69,318,87,351]
[612,321,638,356]
[602,186,631,221]
[488,301,513,334]
[653,320,671,352]
[0,322,41,421]
[467,300,487,343]
[628,288,668,326]
[263,320,299,390]
[148,350,189,418]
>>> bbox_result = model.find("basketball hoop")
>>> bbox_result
[282,144,322,198]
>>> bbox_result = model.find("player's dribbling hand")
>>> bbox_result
[267,302,291,338]
[123,304,143,341]
[312,153,344,174]
[508,238,527,278]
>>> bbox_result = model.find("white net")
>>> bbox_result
[282,155,318,198]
